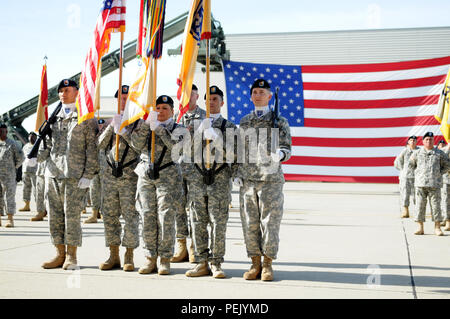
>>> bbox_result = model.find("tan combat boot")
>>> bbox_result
[99,245,121,270]
[414,221,424,235]
[261,255,274,281]
[42,244,66,269]
[170,238,189,262]
[211,263,226,279]
[62,246,78,270]
[123,248,134,272]
[5,214,14,228]
[84,209,99,224]
[31,211,47,221]
[188,241,195,263]
[158,258,171,275]
[434,222,444,236]
[243,256,262,280]
[18,201,30,212]
[138,257,157,274]
[401,206,409,218]
[185,261,211,277]
[444,220,450,231]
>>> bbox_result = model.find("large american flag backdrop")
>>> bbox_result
[223,56,450,183]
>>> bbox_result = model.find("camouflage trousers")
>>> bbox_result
[0,186,4,215]
[399,177,415,207]
[137,173,183,259]
[174,178,189,239]
[35,175,46,213]
[89,174,102,211]
[22,172,36,202]
[0,173,16,215]
[414,187,443,223]
[102,174,140,248]
[45,177,87,247]
[441,184,450,221]
[187,173,231,264]
[239,180,284,260]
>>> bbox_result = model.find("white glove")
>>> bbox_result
[197,118,213,133]
[146,110,159,131]
[233,177,243,187]
[78,178,91,189]
[271,149,284,162]
[111,114,123,134]
[27,158,37,167]
[203,127,219,141]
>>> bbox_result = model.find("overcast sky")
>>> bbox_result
[2,0,450,131]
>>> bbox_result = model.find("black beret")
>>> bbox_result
[250,78,270,94]
[408,135,417,141]
[28,132,37,136]
[423,132,434,139]
[204,85,224,99]
[156,95,174,107]
[57,79,78,92]
[192,84,198,91]
[114,85,129,98]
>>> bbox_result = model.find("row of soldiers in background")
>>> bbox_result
[394,133,450,236]
[0,77,291,282]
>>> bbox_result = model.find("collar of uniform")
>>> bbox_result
[210,113,221,121]
[160,118,174,127]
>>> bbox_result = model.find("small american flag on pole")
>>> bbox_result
[76,0,126,124]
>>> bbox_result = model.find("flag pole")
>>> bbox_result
[151,57,157,164]
[115,30,125,162]
[205,37,211,169]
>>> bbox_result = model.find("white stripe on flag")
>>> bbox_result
[291,146,403,158]
[281,164,398,177]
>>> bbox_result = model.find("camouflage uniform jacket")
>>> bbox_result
[22,142,38,174]
[0,138,24,178]
[37,108,99,180]
[236,110,292,183]
[98,124,139,178]
[127,119,185,180]
[408,146,450,188]
[394,146,419,180]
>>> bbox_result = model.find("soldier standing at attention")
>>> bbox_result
[172,84,206,263]
[31,158,47,221]
[408,132,449,236]
[185,86,237,279]
[98,85,140,271]
[234,79,292,281]
[437,140,450,231]
[0,123,24,227]
[19,132,38,213]
[127,95,185,275]
[394,135,419,218]
[38,79,99,270]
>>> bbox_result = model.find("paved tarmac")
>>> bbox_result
[0,181,449,299]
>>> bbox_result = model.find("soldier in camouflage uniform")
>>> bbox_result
[185,86,237,279]
[38,79,99,270]
[0,123,24,227]
[30,159,48,221]
[437,141,450,231]
[394,135,419,218]
[408,132,449,236]
[98,85,140,271]
[234,79,292,281]
[127,95,185,275]
[172,84,206,263]
[19,132,38,212]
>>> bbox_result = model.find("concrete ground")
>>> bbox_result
[0,181,449,299]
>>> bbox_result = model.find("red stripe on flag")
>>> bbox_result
[301,56,450,73]
[304,115,440,128]
[285,156,395,167]
[291,136,445,147]
[303,75,446,91]
[304,95,440,109]
[284,174,398,183]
